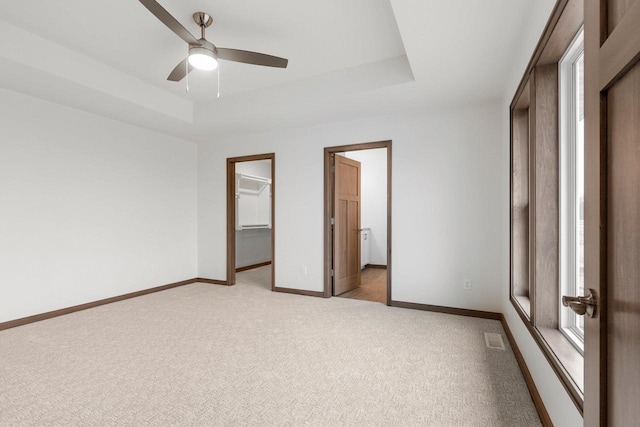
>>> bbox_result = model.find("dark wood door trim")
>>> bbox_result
[584,3,606,424]
[226,153,275,289]
[323,140,392,305]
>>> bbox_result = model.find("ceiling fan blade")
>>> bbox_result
[216,48,288,68]
[167,58,193,82]
[139,0,200,46]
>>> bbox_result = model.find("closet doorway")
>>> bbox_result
[226,153,275,290]
[323,141,391,305]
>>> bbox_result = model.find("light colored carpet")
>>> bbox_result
[0,266,541,426]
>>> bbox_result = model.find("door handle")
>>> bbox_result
[562,289,597,318]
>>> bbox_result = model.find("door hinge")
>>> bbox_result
[330,269,334,277]
[330,165,335,173]
[330,217,335,225]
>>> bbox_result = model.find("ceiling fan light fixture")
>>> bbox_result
[188,46,218,71]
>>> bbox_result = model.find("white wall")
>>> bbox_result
[236,160,271,182]
[0,89,198,323]
[345,148,387,266]
[235,160,272,268]
[199,100,505,312]
[499,0,583,425]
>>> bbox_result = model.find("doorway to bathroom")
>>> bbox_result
[323,141,391,305]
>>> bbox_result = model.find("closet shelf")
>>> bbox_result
[236,173,272,196]
[235,172,272,230]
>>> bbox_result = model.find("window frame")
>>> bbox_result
[558,28,585,353]
[508,0,585,414]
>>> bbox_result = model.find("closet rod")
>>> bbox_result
[237,173,271,184]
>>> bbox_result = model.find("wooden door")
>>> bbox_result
[584,0,640,425]
[333,155,361,295]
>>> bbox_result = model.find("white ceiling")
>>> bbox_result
[0,0,540,141]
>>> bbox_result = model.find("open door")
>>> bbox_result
[324,140,391,304]
[333,154,361,295]
[583,0,640,425]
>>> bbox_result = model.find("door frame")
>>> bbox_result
[323,140,392,304]
[226,153,275,288]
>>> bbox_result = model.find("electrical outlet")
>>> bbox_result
[300,265,308,276]
[463,279,472,290]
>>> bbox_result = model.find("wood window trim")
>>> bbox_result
[513,295,531,320]
[509,0,585,414]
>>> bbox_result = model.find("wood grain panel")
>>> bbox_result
[606,60,640,427]
[608,0,636,32]
[337,199,348,278]
[334,155,361,295]
[514,80,531,110]
[512,109,530,299]
[323,151,334,298]
[339,161,359,196]
[583,0,607,423]
[537,0,583,65]
[534,64,559,329]
[528,74,538,320]
[347,200,359,277]
[600,0,640,90]
[227,158,236,285]
[339,267,387,304]
[386,143,392,306]
[511,0,584,109]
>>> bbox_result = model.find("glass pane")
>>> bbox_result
[574,52,585,334]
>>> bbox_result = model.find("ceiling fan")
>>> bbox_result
[139,0,288,82]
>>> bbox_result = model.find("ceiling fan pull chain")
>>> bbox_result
[217,65,220,99]
[185,48,190,93]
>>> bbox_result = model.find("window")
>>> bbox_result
[559,29,585,351]
[509,0,585,412]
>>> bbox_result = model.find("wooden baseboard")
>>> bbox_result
[500,315,553,426]
[195,277,228,285]
[0,277,227,331]
[365,264,387,269]
[390,300,501,320]
[235,261,272,273]
[273,286,324,298]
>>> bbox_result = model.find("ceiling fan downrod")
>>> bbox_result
[193,12,213,39]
